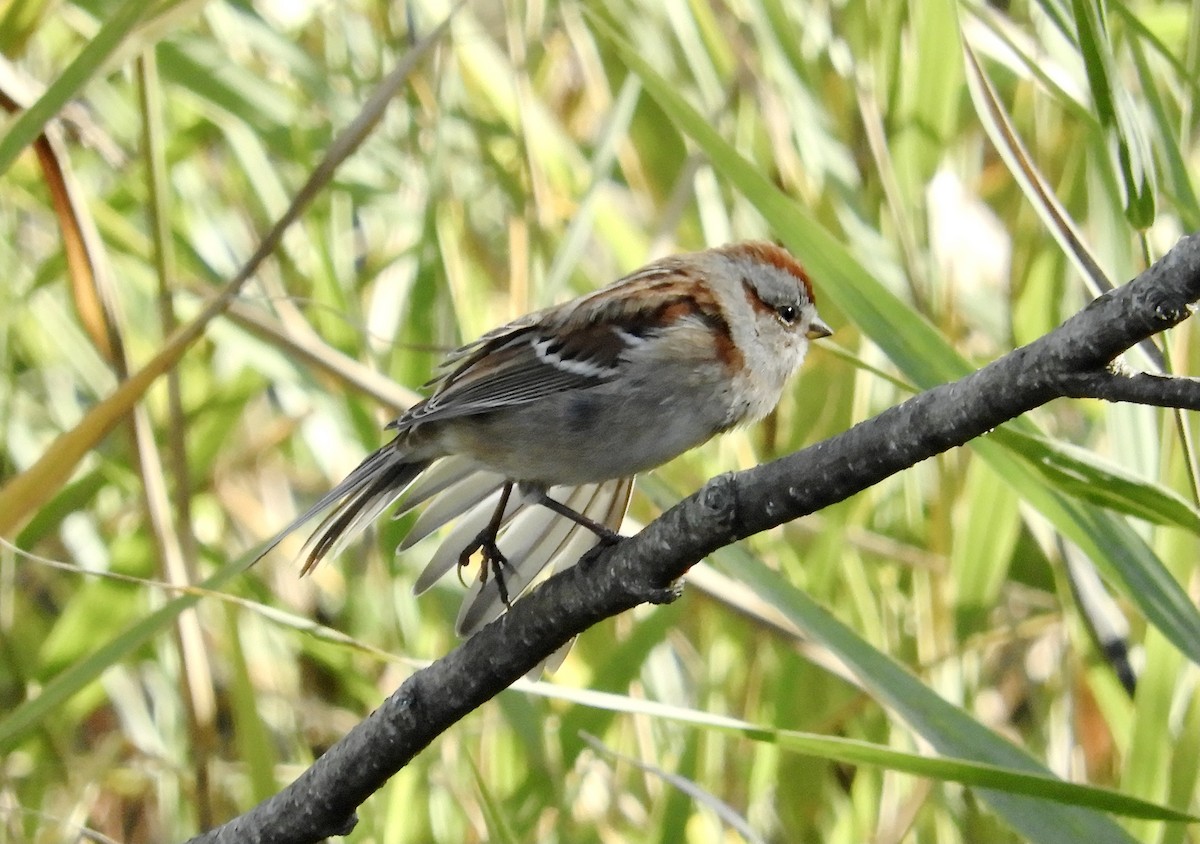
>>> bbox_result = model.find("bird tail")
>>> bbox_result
[458,477,634,676]
[451,477,634,635]
[254,445,431,574]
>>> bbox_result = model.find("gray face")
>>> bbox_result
[752,267,815,329]
[724,257,818,356]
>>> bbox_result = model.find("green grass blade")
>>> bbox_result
[1070,0,1156,228]
[718,548,1144,843]
[0,0,156,177]
[0,557,248,754]
[598,17,1200,670]
[550,688,1194,822]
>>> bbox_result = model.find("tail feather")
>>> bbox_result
[254,444,430,573]
[401,469,506,550]
[256,441,635,675]
[455,477,633,635]
[411,482,524,594]
[391,455,480,519]
[522,479,632,676]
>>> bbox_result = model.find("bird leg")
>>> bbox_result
[458,481,515,607]
[529,489,622,545]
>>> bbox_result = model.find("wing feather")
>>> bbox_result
[398,323,629,428]
[387,261,717,432]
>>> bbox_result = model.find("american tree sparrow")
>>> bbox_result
[258,242,830,634]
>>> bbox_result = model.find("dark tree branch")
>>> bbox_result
[187,233,1200,844]
[1051,369,1200,410]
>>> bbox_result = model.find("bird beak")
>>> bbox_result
[806,316,833,340]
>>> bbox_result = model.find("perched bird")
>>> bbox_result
[258,241,831,635]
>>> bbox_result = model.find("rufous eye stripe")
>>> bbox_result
[723,241,815,303]
[739,278,777,318]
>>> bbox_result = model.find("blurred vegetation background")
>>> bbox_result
[3,0,1200,841]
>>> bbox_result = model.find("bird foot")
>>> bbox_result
[458,533,514,608]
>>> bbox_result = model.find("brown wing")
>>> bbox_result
[389,256,729,431]
[391,321,627,430]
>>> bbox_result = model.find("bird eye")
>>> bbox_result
[775,304,799,325]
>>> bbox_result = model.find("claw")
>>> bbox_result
[456,533,513,608]
[455,482,515,608]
